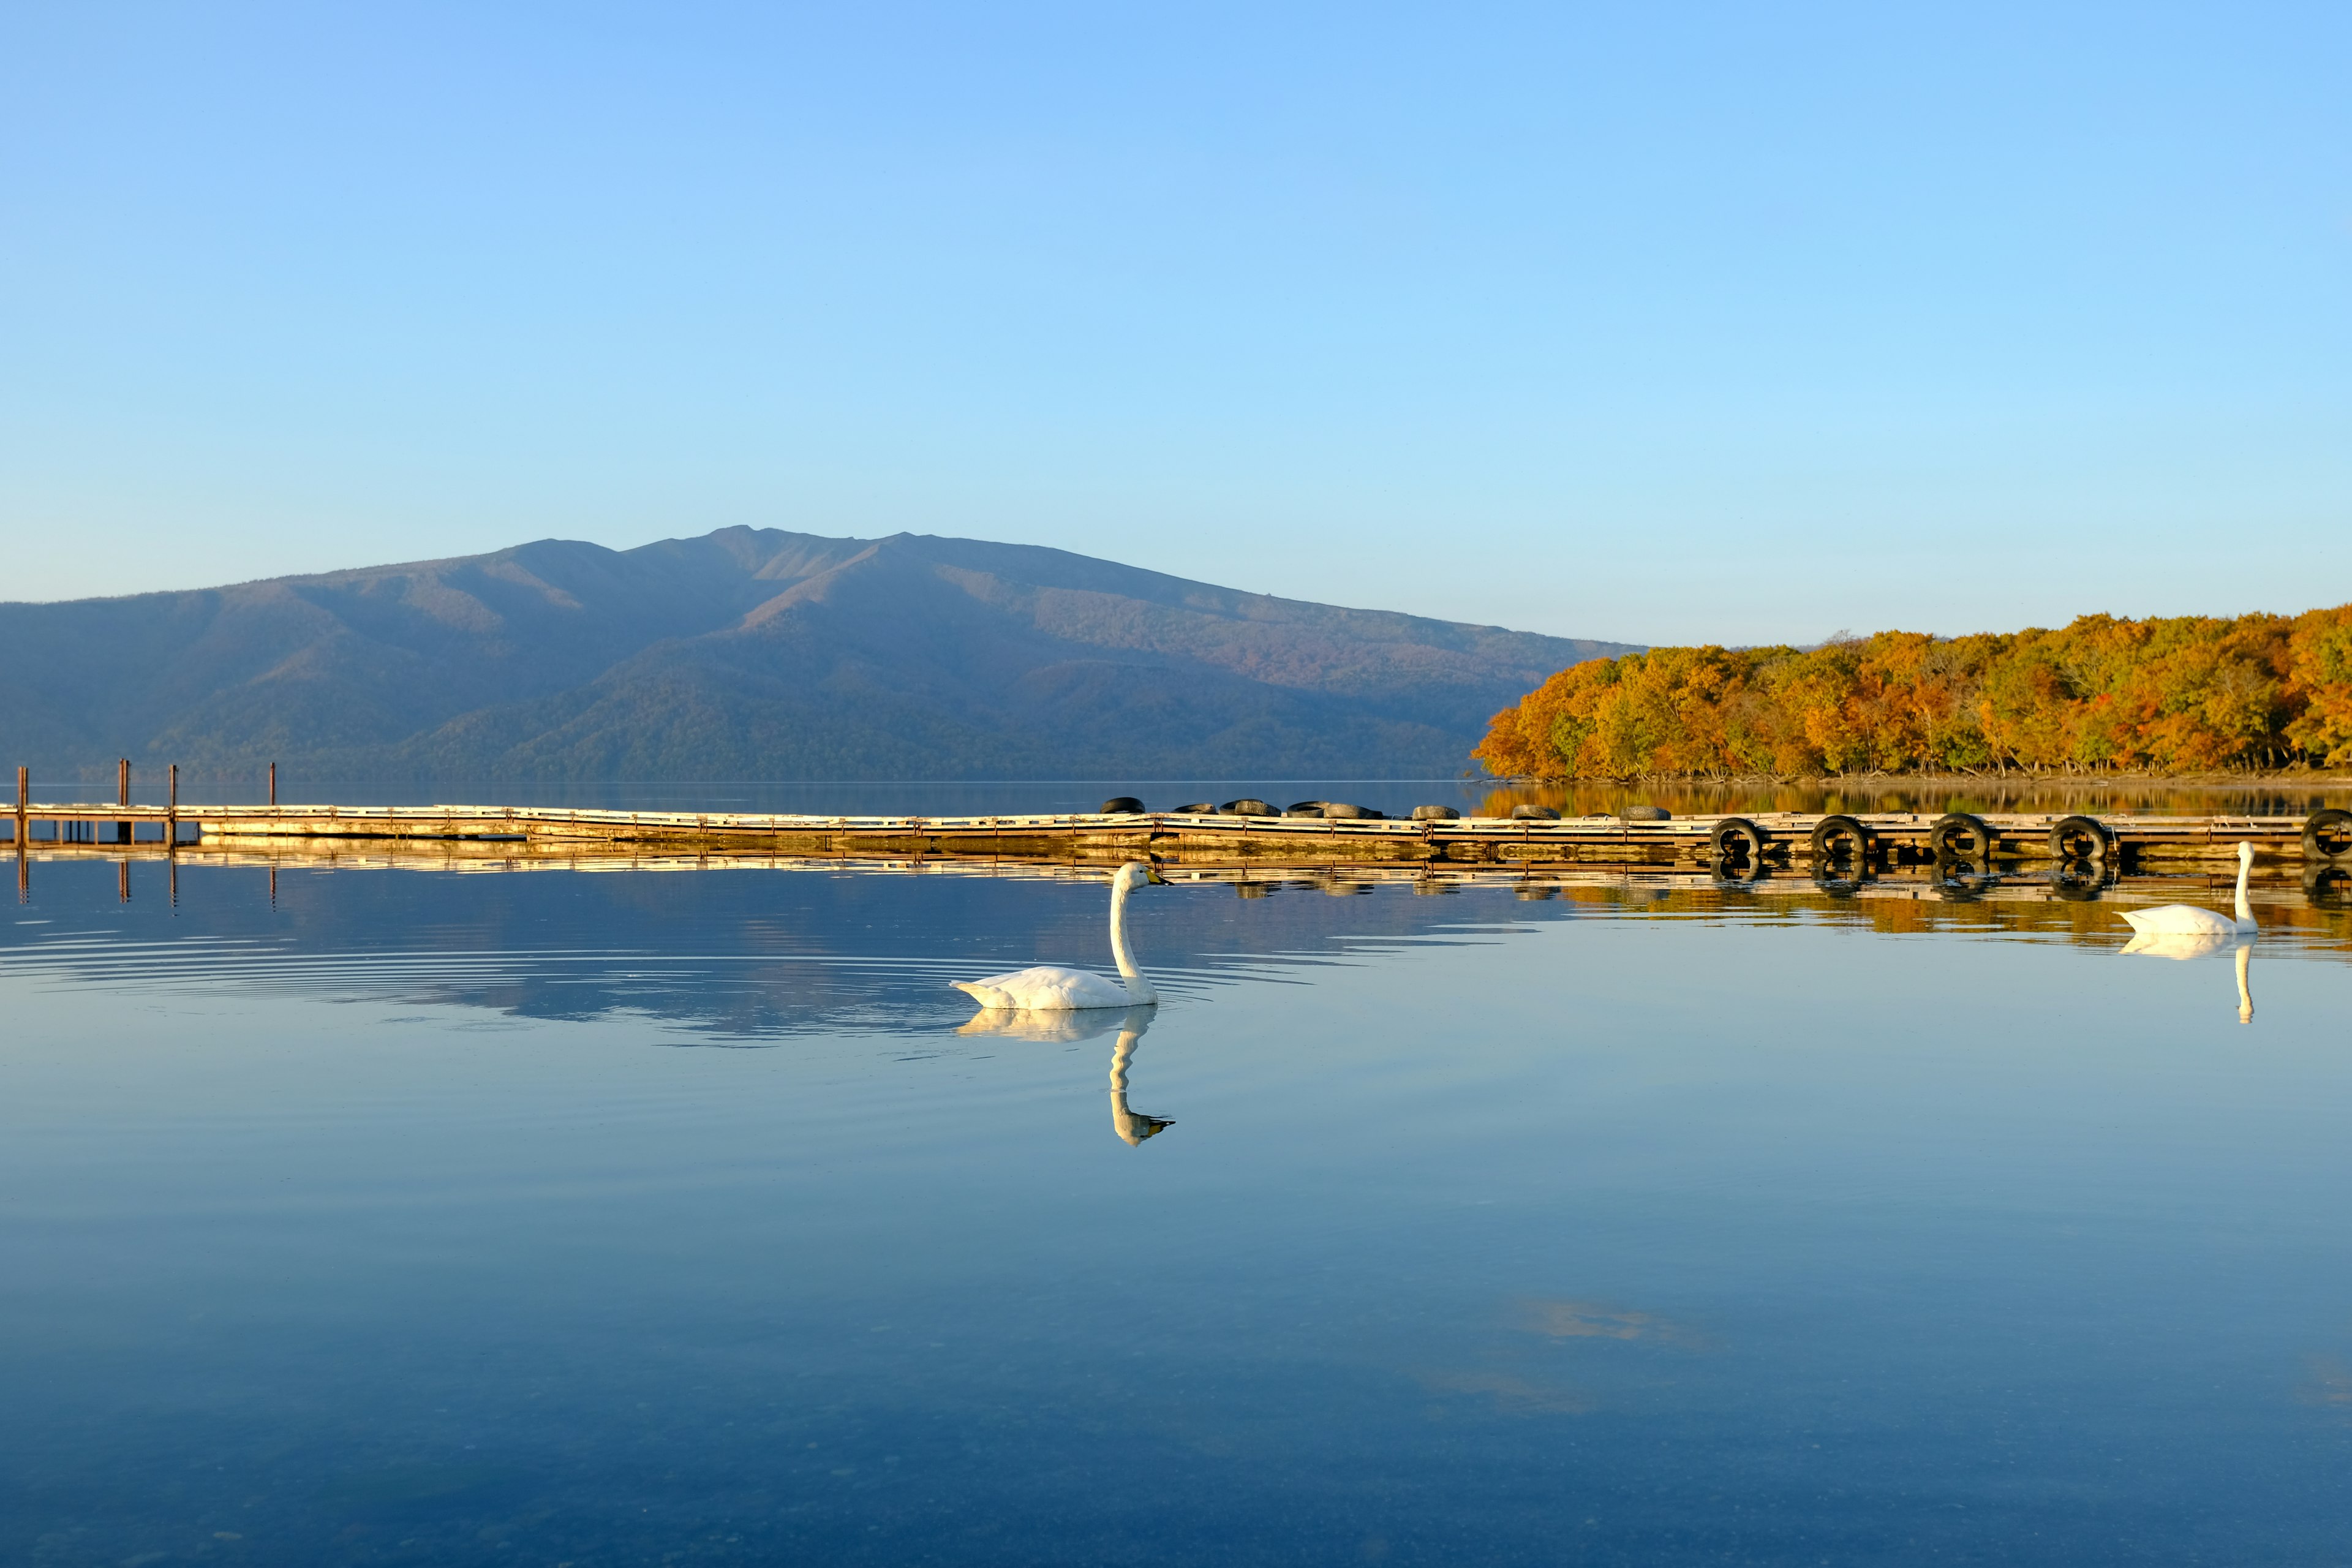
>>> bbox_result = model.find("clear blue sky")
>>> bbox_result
[2,2,2345,645]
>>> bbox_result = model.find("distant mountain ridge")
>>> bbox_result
[0,528,1637,781]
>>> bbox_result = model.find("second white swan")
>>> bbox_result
[2117,841,2258,938]
[952,861,1165,1011]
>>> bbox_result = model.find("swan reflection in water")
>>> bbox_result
[2120,930,2256,1022]
[957,1005,1172,1145]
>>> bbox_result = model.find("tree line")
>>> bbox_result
[1474,606,2352,780]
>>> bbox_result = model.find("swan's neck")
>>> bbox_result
[2234,856,2255,927]
[1109,878,1156,1003]
[2235,943,2254,1022]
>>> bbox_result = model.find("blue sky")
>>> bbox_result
[2,2,2345,644]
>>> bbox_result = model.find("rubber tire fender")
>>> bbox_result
[1099,796,1145,815]
[1319,802,1370,819]
[2048,814,2113,862]
[1929,812,1997,859]
[1411,805,1460,821]
[1219,798,1276,817]
[1511,804,1561,820]
[2302,808,2352,863]
[1710,816,1768,862]
[1809,813,1872,861]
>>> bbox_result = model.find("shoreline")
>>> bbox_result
[1482,771,2352,790]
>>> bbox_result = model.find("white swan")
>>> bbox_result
[952,861,1164,1011]
[2118,841,2257,938]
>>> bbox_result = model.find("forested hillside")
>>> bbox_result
[1476,607,2352,780]
[0,527,1634,781]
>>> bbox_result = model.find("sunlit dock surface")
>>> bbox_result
[11,794,2351,872]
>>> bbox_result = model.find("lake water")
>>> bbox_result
[6,848,2352,1566]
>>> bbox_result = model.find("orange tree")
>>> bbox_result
[1476,606,2352,778]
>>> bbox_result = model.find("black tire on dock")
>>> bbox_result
[1319,802,1370,819]
[1511,804,1560,820]
[1411,805,1459,821]
[1808,814,1872,861]
[1710,816,1768,864]
[2048,814,2113,862]
[1619,804,1672,821]
[1286,800,1326,814]
[2303,808,2352,863]
[1219,799,1276,817]
[1099,796,1146,815]
[1172,802,1214,815]
[1929,812,1997,859]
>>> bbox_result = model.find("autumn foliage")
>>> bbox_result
[1475,606,2352,780]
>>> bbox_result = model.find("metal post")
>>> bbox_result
[118,758,130,845]
[168,764,179,850]
[269,763,276,807]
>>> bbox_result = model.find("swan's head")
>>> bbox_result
[2238,840,2255,865]
[1114,861,1167,893]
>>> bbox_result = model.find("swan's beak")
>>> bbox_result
[1145,867,1169,884]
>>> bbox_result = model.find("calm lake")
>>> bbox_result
[6,828,2352,1564]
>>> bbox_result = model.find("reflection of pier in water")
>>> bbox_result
[15,840,2351,954]
[19,839,2348,903]
[957,1005,1170,1147]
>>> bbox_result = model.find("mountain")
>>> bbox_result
[0,528,1637,782]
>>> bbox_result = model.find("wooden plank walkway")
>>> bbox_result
[8,797,2345,867]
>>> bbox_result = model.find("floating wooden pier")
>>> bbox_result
[10,769,2351,871]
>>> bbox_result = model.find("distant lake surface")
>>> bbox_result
[5,845,2352,1564]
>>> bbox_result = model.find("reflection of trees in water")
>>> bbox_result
[1556,872,2352,950]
